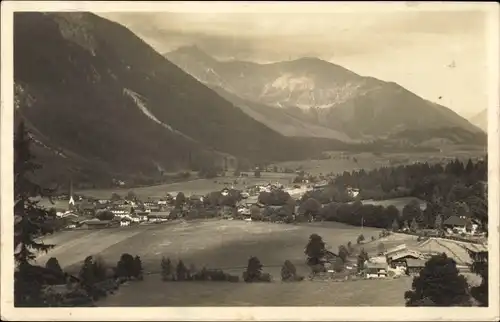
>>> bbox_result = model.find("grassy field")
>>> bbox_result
[75,172,295,199]
[98,274,414,306]
[272,151,484,176]
[73,150,485,199]
[36,220,381,275]
[34,219,422,306]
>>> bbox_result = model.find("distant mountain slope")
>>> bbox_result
[14,12,327,185]
[210,86,354,142]
[166,46,485,145]
[469,109,487,132]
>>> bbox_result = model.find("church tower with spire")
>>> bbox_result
[68,178,75,209]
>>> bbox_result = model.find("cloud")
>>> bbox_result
[97,10,484,62]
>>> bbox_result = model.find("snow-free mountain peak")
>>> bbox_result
[165,47,485,144]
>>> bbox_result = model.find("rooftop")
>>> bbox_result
[443,215,468,227]
[406,259,426,268]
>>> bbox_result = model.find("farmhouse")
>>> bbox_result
[147,212,171,223]
[80,219,112,229]
[443,215,470,234]
[346,186,360,198]
[313,181,329,190]
[405,259,426,276]
[365,262,388,278]
[189,195,204,202]
[120,218,132,227]
[110,208,129,217]
[386,249,425,269]
[415,237,487,268]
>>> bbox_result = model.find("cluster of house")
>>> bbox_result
[55,195,178,229]
[362,237,487,279]
[53,180,314,229]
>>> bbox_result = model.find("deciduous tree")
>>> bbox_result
[404,253,471,306]
[304,234,326,266]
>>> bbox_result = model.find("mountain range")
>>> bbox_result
[13,12,486,188]
[166,45,485,144]
[15,12,334,186]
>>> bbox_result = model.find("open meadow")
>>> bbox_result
[34,219,426,306]
[72,150,485,200]
[74,172,295,199]
[36,220,381,275]
[272,151,485,176]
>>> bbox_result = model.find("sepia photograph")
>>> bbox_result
[1,1,499,321]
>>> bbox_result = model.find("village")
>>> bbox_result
[46,174,487,283]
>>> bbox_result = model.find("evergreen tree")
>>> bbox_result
[160,257,173,281]
[45,257,63,275]
[93,255,108,282]
[14,121,55,306]
[175,192,186,209]
[79,256,96,288]
[243,256,263,282]
[304,234,326,266]
[116,253,135,280]
[465,159,474,174]
[357,249,369,272]
[404,253,471,306]
[133,256,143,280]
[338,245,349,263]
[469,250,488,306]
[281,260,298,282]
[176,260,188,281]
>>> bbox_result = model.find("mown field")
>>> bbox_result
[36,220,381,275]
[34,219,422,306]
[75,172,295,199]
[35,219,483,306]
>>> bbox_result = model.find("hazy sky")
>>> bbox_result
[97,3,493,119]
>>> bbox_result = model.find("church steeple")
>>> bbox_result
[69,178,75,208]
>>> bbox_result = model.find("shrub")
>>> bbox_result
[176,260,188,281]
[281,260,302,282]
[357,234,365,244]
[338,245,349,263]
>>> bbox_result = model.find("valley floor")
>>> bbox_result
[37,219,483,307]
[97,274,413,306]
